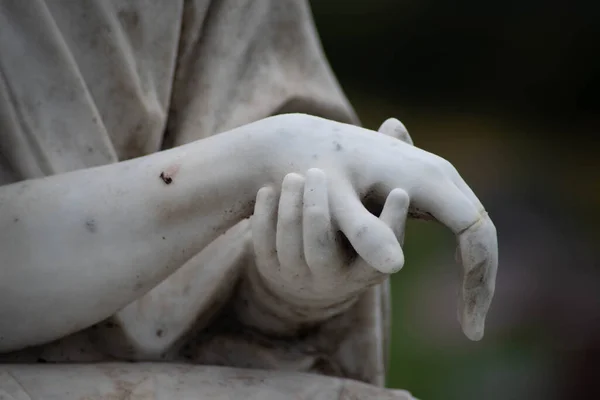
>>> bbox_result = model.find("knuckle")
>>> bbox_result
[433,155,456,174]
[421,158,455,183]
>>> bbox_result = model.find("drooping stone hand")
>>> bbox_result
[249,114,498,340]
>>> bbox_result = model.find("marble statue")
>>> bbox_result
[0,1,498,399]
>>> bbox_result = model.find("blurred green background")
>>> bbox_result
[309,1,600,399]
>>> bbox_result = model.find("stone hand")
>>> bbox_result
[248,169,409,325]
[253,114,498,340]
[247,118,413,325]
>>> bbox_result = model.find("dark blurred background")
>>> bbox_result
[309,1,600,399]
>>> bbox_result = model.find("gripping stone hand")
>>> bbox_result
[248,119,412,326]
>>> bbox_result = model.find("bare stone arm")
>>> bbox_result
[0,122,266,352]
[0,114,497,355]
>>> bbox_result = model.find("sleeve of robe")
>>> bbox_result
[162,0,390,387]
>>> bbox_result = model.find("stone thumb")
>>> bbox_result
[329,180,404,274]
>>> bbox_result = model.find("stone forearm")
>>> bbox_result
[0,124,267,352]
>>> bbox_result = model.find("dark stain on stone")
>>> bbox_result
[160,172,173,184]
[85,218,97,233]
[159,164,180,186]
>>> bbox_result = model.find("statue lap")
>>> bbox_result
[0,363,413,400]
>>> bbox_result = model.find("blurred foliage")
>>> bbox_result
[311,0,600,123]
